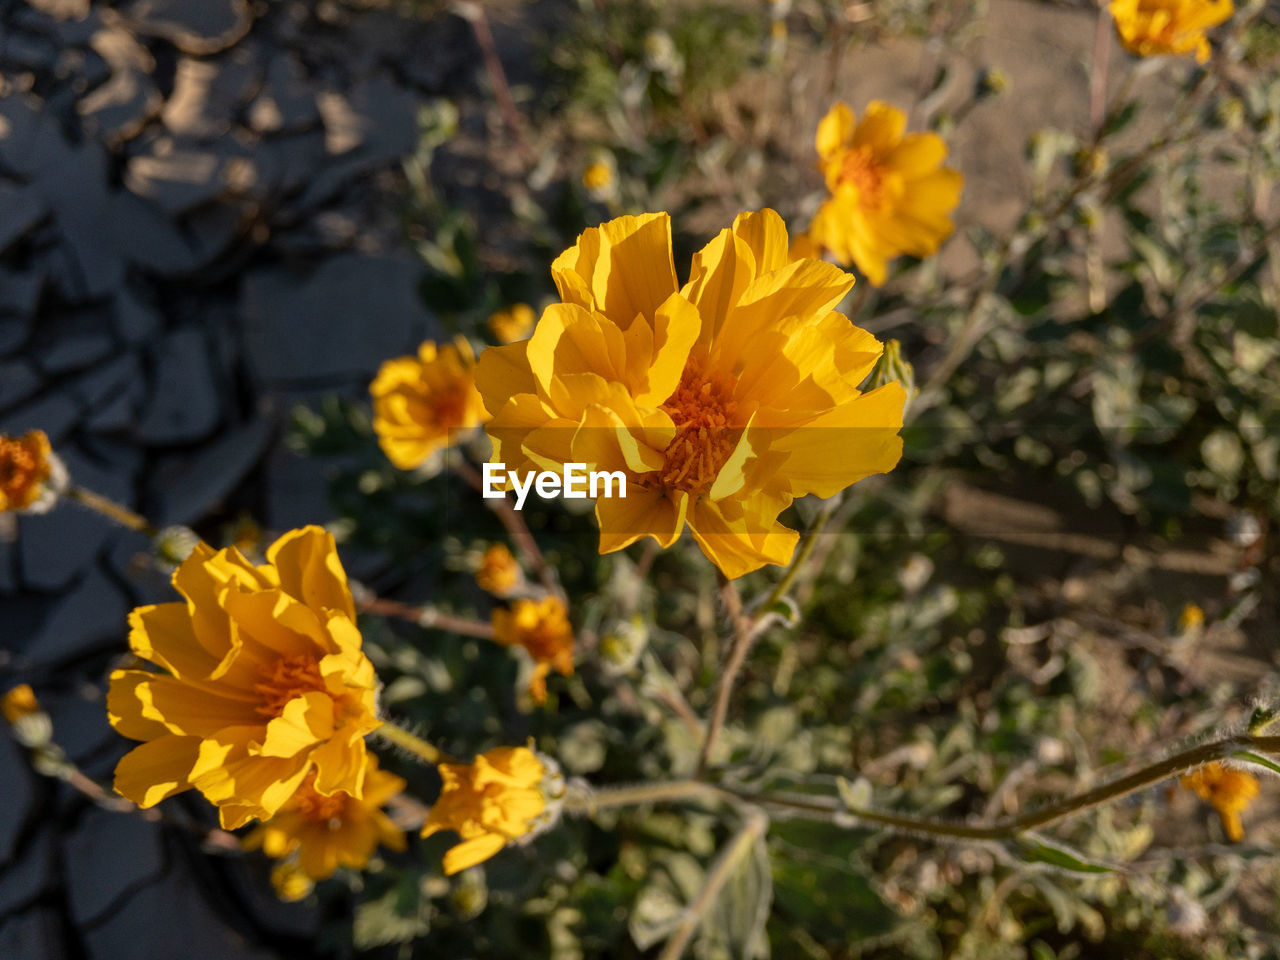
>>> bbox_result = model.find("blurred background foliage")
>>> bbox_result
[287,0,1280,957]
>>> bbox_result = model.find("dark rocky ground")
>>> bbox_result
[0,1,482,955]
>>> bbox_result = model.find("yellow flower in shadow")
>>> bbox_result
[421,746,559,875]
[2,684,40,726]
[1180,761,1259,841]
[0,430,64,514]
[475,543,522,597]
[371,338,489,470]
[808,101,963,286]
[243,755,407,897]
[491,596,574,703]
[107,526,382,829]
[1109,0,1232,63]
[488,303,536,345]
[476,209,905,578]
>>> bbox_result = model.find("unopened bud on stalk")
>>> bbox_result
[153,525,201,568]
[2,684,52,749]
[598,615,649,675]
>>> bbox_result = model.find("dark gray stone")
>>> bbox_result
[123,0,252,55]
[147,418,271,525]
[261,443,334,530]
[17,568,129,666]
[84,862,277,960]
[163,48,261,140]
[0,268,44,316]
[248,53,319,134]
[0,318,31,357]
[18,505,117,592]
[32,139,124,299]
[0,186,48,254]
[0,907,67,960]
[33,312,116,375]
[42,690,116,766]
[0,360,41,412]
[112,288,163,345]
[136,327,222,445]
[65,807,164,926]
[0,735,35,865]
[111,189,201,276]
[241,254,429,384]
[76,26,161,144]
[0,825,54,915]
[72,353,143,409]
[0,391,81,443]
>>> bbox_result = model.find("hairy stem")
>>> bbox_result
[66,486,157,537]
[564,778,725,815]
[356,595,494,639]
[372,721,456,766]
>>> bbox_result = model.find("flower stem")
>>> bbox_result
[356,595,494,639]
[564,778,724,815]
[451,458,564,601]
[695,499,842,777]
[372,721,456,766]
[724,733,1280,841]
[66,486,157,537]
[657,807,769,960]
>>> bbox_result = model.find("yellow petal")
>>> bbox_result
[886,132,948,177]
[475,340,538,417]
[591,213,679,326]
[816,102,855,159]
[113,736,200,808]
[635,293,700,406]
[127,602,221,680]
[260,691,336,758]
[596,486,688,553]
[133,674,261,737]
[442,833,508,875]
[853,101,906,154]
[731,208,791,275]
[688,499,798,579]
[266,526,357,622]
[310,728,369,798]
[107,669,176,742]
[681,228,755,346]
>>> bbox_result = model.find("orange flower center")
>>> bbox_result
[295,777,350,824]
[0,434,49,509]
[428,383,471,429]
[253,655,328,718]
[657,364,741,494]
[838,146,887,210]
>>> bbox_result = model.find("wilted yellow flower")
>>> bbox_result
[243,755,407,893]
[476,210,906,578]
[808,101,963,286]
[488,303,536,344]
[422,746,559,875]
[475,543,522,596]
[370,338,489,470]
[2,684,39,726]
[1108,0,1232,63]
[1180,762,1259,841]
[107,526,382,829]
[492,596,574,703]
[0,430,64,514]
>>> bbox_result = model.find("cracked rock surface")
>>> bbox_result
[0,1,472,955]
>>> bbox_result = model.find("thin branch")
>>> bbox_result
[356,595,494,639]
[657,807,769,960]
[694,578,754,777]
[453,2,536,169]
[66,486,157,538]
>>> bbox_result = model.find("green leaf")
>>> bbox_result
[353,877,430,950]
[1233,750,1280,776]
[1005,834,1118,874]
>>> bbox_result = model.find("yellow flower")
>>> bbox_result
[1108,0,1232,63]
[491,596,574,703]
[107,526,382,830]
[421,746,559,875]
[1180,762,1259,841]
[475,543,522,596]
[476,210,906,578]
[808,101,963,286]
[0,430,64,514]
[488,303,536,345]
[582,160,614,193]
[370,338,489,470]
[1177,602,1205,634]
[243,755,407,892]
[3,683,51,749]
